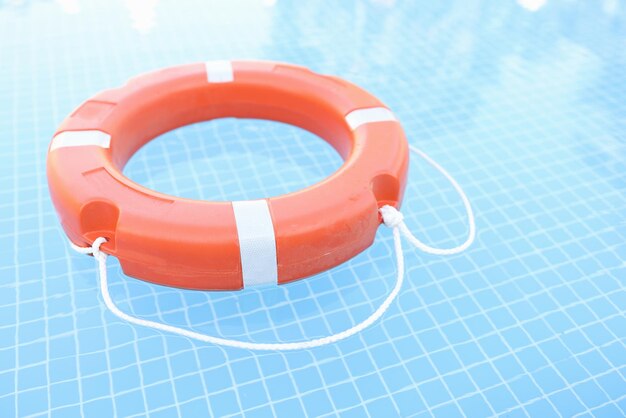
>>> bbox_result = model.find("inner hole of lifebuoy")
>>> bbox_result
[123,118,344,201]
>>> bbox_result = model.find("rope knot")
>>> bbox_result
[68,236,108,257]
[91,237,107,257]
[380,205,404,229]
[91,237,108,251]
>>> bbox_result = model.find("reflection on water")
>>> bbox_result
[56,0,78,14]
[603,0,619,15]
[123,0,158,34]
[517,0,547,12]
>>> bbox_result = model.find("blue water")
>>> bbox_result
[1,0,626,417]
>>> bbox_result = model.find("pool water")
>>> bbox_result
[1,1,625,417]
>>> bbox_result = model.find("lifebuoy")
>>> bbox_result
[47,61,409,290]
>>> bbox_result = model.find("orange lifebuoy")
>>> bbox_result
[47,61,409,290]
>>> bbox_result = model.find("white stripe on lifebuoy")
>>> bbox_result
[345,107,396,130]
[232,199,278,287]
[50,130,111,151]
[205,60,234,83]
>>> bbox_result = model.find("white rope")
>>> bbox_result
[70,145,475,350]
[386,144,476,256]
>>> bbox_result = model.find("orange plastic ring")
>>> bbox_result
[47,61,409,290]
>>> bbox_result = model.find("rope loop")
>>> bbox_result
[69,145,475,350]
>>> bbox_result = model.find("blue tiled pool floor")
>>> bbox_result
[1,1,625,417]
